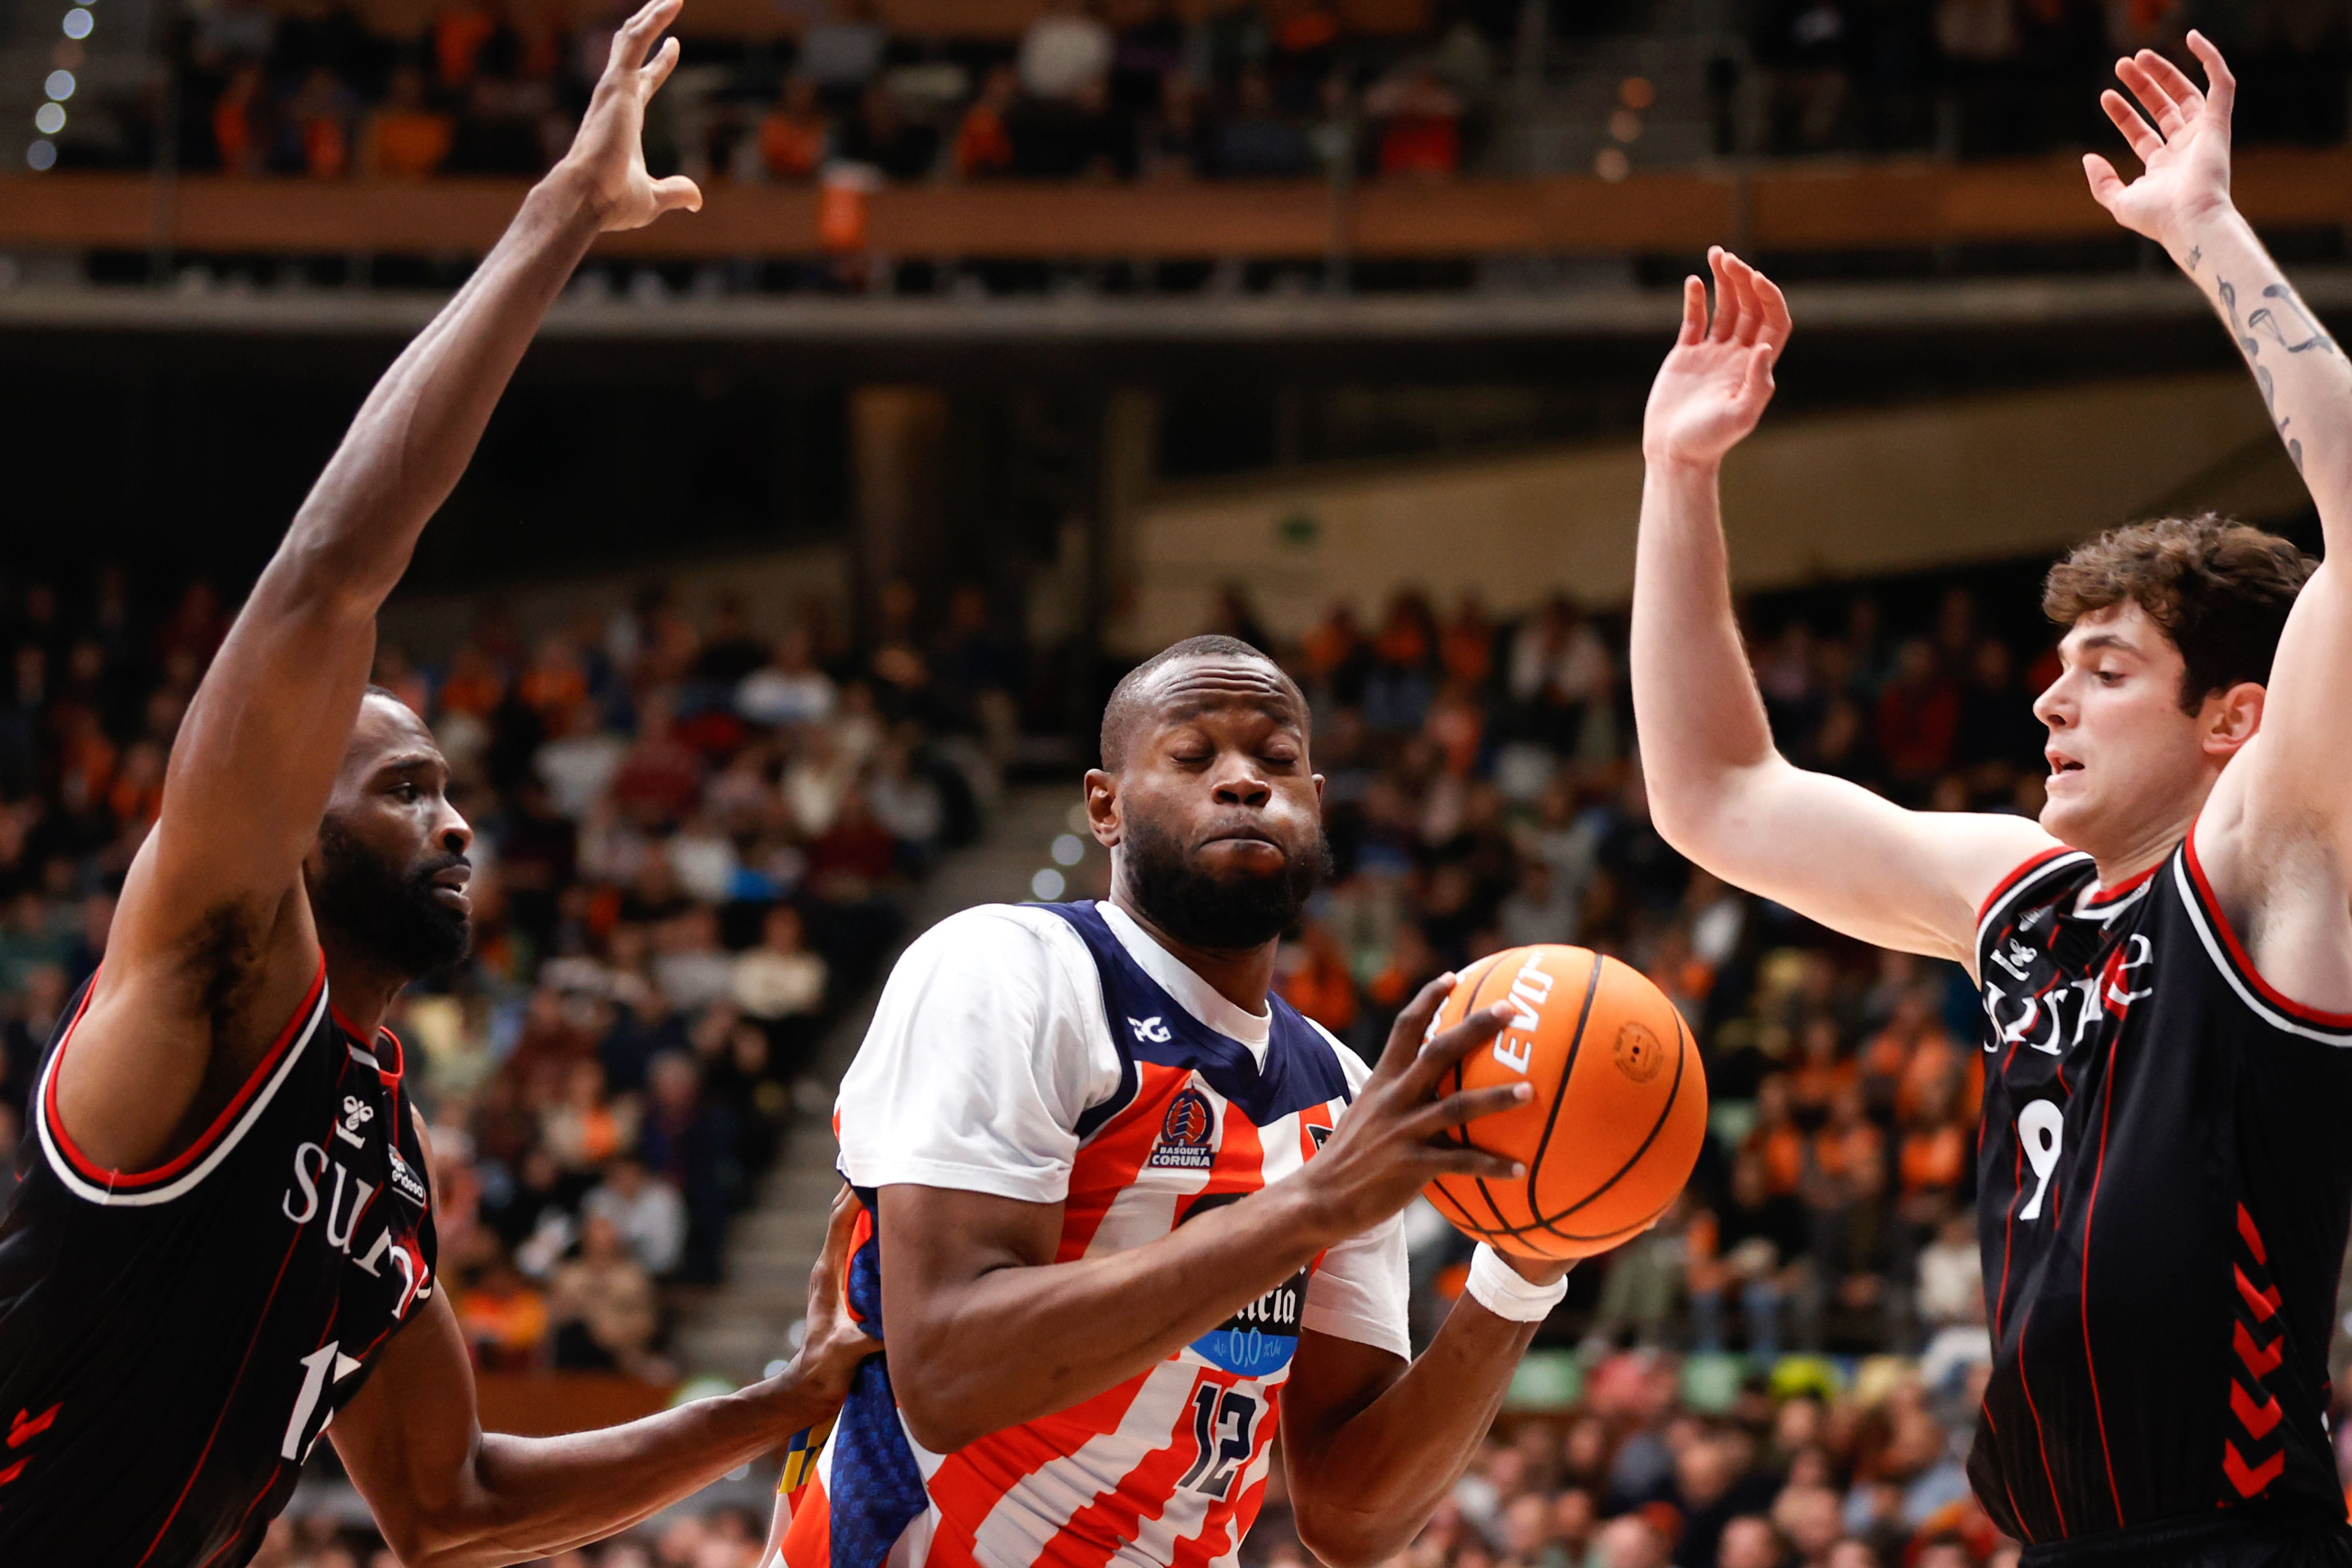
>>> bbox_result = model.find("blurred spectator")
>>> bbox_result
[583,1154,687,1278]
[1020,0,1116,102]
[547,1212,664,1377]
[362,65,455,178]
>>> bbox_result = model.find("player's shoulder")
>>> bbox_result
[887,901,1100,993]
[1296,1011,1379,1094]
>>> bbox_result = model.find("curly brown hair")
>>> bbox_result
[2042,514,2315,711]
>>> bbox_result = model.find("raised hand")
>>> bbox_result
[2084,31,2235,247]
[1294,975,1526,1242]
[558,0,703,232]
[1643,247,1792,468]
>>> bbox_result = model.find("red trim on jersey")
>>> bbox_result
[1056,1380,1229,1568]
[1995,1143,2021,1342]
[1055,1065,1178,1261]
[924,1375,1150,1566]
[2183,828,2352,1028]
[2079,1033,2126,1529]
[2237,1205,2269,1266]
[44,958,327,1191]
[133,1222,307,1568]
[2014,1303,2070,1538]
[1978,1405,2036,1545]
[1977,848,2077,928]
[2081,863,2161,909]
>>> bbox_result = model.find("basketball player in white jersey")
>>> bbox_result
[770,634,1585,1568]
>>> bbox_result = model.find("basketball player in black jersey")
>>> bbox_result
[1633,34,2352,1568]
[0,3,874,1563]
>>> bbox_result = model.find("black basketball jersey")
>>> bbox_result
[0,960,438,1567]
[1972,837,2352,1551]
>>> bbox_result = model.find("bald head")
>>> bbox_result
[1099,635,1307,770]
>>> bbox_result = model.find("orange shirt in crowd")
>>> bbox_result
[951,104,1013,179]
[1440,619,1492,687]
[1900,1122,1968,1194]
[1283,953,1358,1037]
[435,3,498,87]
[1753,1122,1806,1198]
[1813,1120,1884,1183]
[368,110,455,177]
[1789,1056,1856,1117]
[1377,114,1459,178]
[764,109,831,181]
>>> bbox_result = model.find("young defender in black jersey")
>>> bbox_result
[1633,34,2352,1568]
[0,3,874,1563]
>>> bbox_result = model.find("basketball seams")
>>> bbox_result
[1523,1008,1693,1242]
[1514,952,1605,1236]
[1452,952,1522,1237]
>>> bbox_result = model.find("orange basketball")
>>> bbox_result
[1423,945,1708,1261]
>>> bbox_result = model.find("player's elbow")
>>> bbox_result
[1290,1498,1408,1568]
[888,1365,991,1455]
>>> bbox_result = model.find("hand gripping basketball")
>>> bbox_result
[1292,975,1530,1242]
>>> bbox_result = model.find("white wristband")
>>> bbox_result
[1465,1243,1569,1323]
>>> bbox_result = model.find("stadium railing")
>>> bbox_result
[6,148,2350,264]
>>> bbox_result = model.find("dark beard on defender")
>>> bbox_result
[1122,813,1331,950]
[307,817,472,979]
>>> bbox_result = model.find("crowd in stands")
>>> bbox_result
[159,0,1492,186]
[1754,0,2352,157]
[62,0,2341,192]
[0,564,1008,1378]
[16,556,2352,1568]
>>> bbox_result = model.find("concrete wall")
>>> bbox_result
[1118,374,2310,653]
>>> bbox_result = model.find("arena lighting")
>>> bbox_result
[1051,833,1085,867]
[46,70,75,101]
[33,103,65,135]
[62,9,93,39]
[25,139,55,170]
[1030,868,1067,901]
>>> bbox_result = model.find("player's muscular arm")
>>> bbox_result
[1630,248,2058,967]
[57,0,704,1172]
[334,1190,874,1568]
[878,981,1524,1454]
[1276,1297,1553,1568]
[2087,36,2352,971]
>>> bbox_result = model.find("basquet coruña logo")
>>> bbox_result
[1148,1087,1217,1170]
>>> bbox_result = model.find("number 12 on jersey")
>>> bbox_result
[1177,1385,1259,1498]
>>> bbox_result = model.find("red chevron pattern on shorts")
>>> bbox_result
[2221,1205,2288,1503]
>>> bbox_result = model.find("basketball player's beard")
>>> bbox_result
[308,817,472,980]
[1122,814,1331,951]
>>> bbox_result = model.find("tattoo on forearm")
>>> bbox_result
[2252,284,2339,355]
[2219,276,2317,474]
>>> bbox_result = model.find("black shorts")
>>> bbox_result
[2021,1514,2352,1567]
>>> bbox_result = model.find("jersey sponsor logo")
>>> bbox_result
[1191,1266,1307,1375]
[1981,935,2158,1056]
[385,1145,428,1206]
[1148,1088,1217,1170]
[334,1094,375,1149]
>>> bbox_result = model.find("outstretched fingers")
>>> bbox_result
[1749,262,1793,356]
[2186,29,2237,120]
[1398,1000,1512,1100]
[2099,87,2163,164]
[609,0,683,79]
[1705,246,1739,343]
[1678,274,1707,346]
[2082,151,2129,214]
[1407,1083,1533,1146]
[2136,47,2206,114]
[2115,54,2188,137]
[1375,972,1458,1080]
